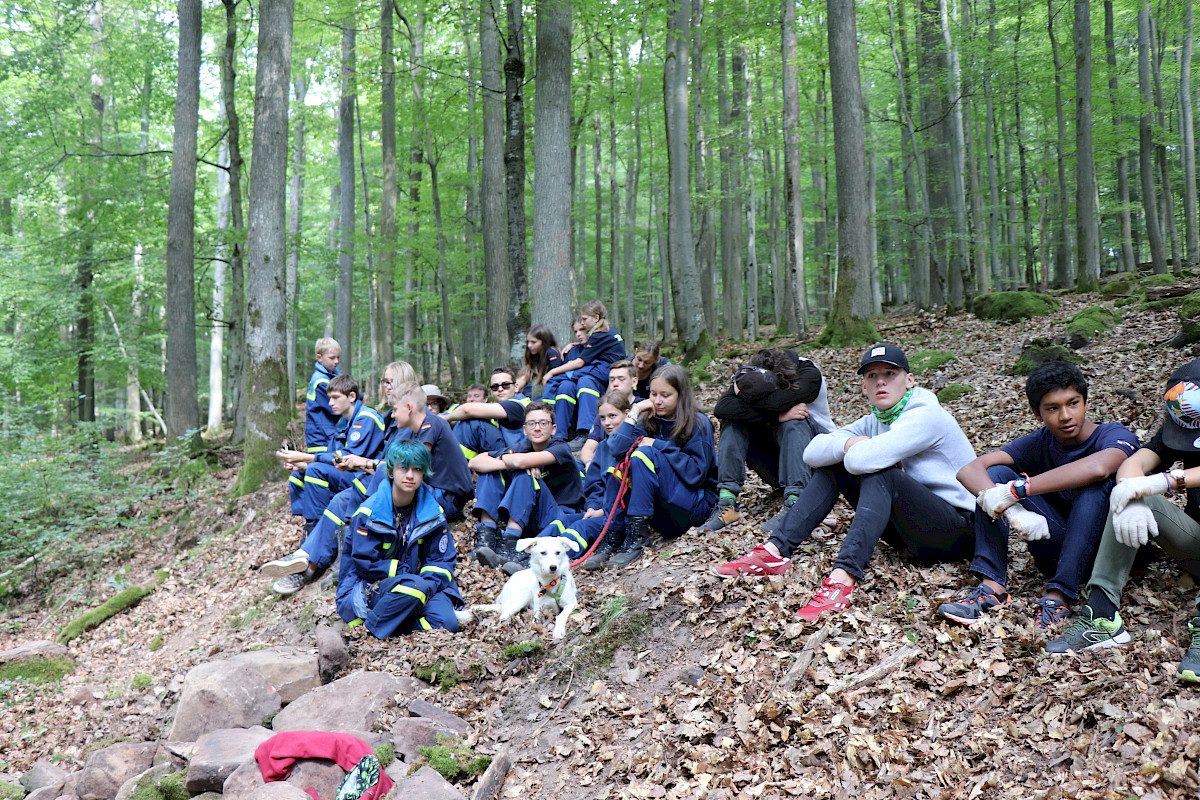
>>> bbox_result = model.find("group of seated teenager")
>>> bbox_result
[262,333,1200,683]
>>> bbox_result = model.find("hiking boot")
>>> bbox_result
[936,584,1011,626]
[262,550,310,577]
[473,524,501,567]
[1179,617,1200,683]
[1045,605,1131,655]
[582,527,623,571]
[320,553,341,590]
[1034,597,1072,632]
[761,495,799,535]
[567,431,590,453]
[273,566,318,596]
[699,500,742,532]
[711,544,792,577]
[495,534,522,571]
[610,516,651,569]
[795,578,856,622]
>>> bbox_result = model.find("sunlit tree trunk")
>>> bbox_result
[165,0,200,440]
[286,72,305,406]
[234,0,293,495]
[336,18,355,376]
[530,0,575,343]
[481,0,509,368]
[378,1,397,368]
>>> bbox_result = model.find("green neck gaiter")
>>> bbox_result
[872,387,914,426]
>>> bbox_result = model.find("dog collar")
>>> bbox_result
[539,576,564,600]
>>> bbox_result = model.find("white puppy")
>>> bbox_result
[468,536,581,640]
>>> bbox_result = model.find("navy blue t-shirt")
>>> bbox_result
[1003,421,1139,477]
[413,414,473,500]
[579,328,626,367]
[490,438,584,511]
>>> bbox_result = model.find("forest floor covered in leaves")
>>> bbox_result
[3,293,1200,799]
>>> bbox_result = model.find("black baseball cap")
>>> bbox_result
[1161,358,1200,452]
[857,344,910,375]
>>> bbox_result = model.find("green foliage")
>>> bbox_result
[572,595,651,677]
[0,655,74,683]
[414,659,479,689]
[936,384,975,404]
[130,673,153,691]
[128,770,188,800]
[1177,291,1200,344]
[0,780,22,800]
[501,641,545,661]
[148,635,163,651]
[1139,297,1187,312]
[1010,341,1085,376]
[971,292,1059,323]
[55,571,166,644]
[373,744,394,769]
[908,351,956,375]
[417,738,490,782]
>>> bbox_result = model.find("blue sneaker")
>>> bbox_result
[936,584,1010,626]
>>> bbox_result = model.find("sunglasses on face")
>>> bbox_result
[489,381,515,391]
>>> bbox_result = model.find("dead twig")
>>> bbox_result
[779,623,832,690]
[823,644,921,696]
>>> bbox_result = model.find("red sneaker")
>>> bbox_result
[795,579,856,622]
[711,544,792,577]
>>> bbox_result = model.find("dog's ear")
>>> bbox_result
[560,537,582,554]
[516,537,538,553]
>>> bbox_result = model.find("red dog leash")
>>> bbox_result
[570,437,642,568]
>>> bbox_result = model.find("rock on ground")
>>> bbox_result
[226,647,320,705]
[169,661,281,742]
[270,671,413,733]
[75,741,157,800]
[184,727,273,793]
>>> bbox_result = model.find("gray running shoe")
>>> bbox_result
[1045,605,1131,654]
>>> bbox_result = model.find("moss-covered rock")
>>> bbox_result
[126,769,188,800]
[1064,307,1120,340]
[0,655,75,683]
[1142,273,1177,287]
[417,738,491,782]
[908,350,956,376]
[1174,290,1200,346]
[56,570,168,645]
[936,384,975,404]
[1139,297,1188,312]
[0,781,23,800]
[501,641,545,661]
[1099,278,1135,299]
[1010,339,1085,375]
[971,291,1059,323]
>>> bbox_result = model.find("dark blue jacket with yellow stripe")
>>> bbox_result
[335,480,462,634]
[305,362,339,453]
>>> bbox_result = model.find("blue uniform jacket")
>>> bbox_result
[584,434,622,510]
[315,400,388,465]
[579,328,626,367]
[305,362,339,453]
[608,413,717,494]
[336,480,462,628]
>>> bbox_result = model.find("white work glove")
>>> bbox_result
[1109,474,1171,516]
[1004,505,1050,541]
[1112,500,1159,548]
[978,482,1021,519]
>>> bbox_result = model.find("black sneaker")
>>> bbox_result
[1180,617,1200,684]
[936,584,1011,626]
[1045,605,1131,654]
[610,516,651,569]
[473,524,500,567]
[699,501,742,533]
[1033,597,1072,632]
[567,431,590,453]
[273,566,318,596]
[582,527,623,571]
[761,495,799,535]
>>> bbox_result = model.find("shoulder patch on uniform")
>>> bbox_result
[438,534,448,554]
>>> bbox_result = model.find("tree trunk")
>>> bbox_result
[461,2,481,380]
[621,25,646,340]
[208,138,229,435]
[1074,0,1099,290]
[286,72,305,408]
[222,0,247,443]
[1138,4,1167,273]
[1047,0,1074,287]
[889,0,932,306]
[720,40,745,337]
[403,3,425,353]
[691,0,716,334]
[810,67,830,315]
[918,0,948,305]
[819,0,878,347]
[665,0,710,362]
[530,0,575,344]
[481,0,510,369]
[165,0,201,440]
[336,19,355,376]
[505,0,529,353]
[379,0,397,370]
[1104,1,1136,273]
[781,0,807,333]
[742,40,758,339]
[233,0,293,496]
[1014,0,1035,283]
[1150,16,1181,274]
[592,115,603,299]
[1182,0,1198,265]
[355,98,377,384]
[939,0,970,306]
[983,0,1002,287]
[427,155,459,386]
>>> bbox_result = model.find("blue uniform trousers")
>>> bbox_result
[625,447,716,538]
[350,577,460,639]
[547,364,608,435]
[454,418,506,459]
[297,462,364,522]
[970,464,1111,600]
[538,513,607,554]
[476,471,565,537]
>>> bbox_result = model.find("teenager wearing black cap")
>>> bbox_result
[1046,358,1200,682]
[712,344,978,623]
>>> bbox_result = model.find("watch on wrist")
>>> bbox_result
[1170,468,1187,492]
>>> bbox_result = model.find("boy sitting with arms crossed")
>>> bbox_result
[304,337,342,454]
[278,374,389,535]
[938,361,1138,631]
[1046,359,1200,682]
[470,401,585,573]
